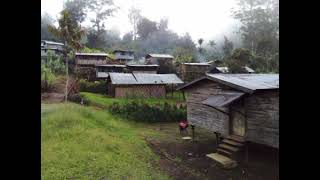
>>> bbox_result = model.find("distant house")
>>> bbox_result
[178,74,279,165]
[179,63,212,83]
[209,66,255,74]
[75,52,113,81]
[126,64,159,74]
[145,54,174,74]
[41,40,64,58]
[107,73,183,98]
[95,64,126,80]
[75,52,113,67]
[113,50,134,64]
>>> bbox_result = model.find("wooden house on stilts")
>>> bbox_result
[178,73,279,168]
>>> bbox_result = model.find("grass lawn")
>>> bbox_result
[41,103,172,180]
[80,92,185,108]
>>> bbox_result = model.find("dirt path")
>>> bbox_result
[144,123,279,180]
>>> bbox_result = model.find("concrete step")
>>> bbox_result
[206,153,238,169]
[219,144,240,152]
[222,139,244,147]
[225,135,245,143]
[217,148,233,157]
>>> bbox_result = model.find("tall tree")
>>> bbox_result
[41,13,59,41]
[64,0,88,25]
[222,36,234,58]
[48,9,85,101]
[232,0,279,55]
[136,17,158,40]
[128,7,142,40]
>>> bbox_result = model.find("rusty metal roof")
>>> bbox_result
[202,92,245,107]
[178,74,279,93]
[109,73,183,85]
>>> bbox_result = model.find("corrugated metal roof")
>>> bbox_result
[178,73,279,93]
[214,66,255,73]
[41,40,64,46]
[202,92,245,107]
[109,73,138,84]
[127,64,159,67]
[109,73,183,85]
[146,54,174,59]
[244,67,255,73]
[133,73,183,84]
[95,64,126,67]
[216,67,229,73]
[96,72,109,78]
[75,52,109,56]
[206,74,279,92]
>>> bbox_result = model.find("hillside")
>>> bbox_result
[41,103,171,180]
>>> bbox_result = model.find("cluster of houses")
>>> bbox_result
[41,40,278,167]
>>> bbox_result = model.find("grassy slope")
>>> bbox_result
[41,103,171,180]
[80,92,185,108]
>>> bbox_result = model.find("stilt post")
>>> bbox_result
[191,125,195,141]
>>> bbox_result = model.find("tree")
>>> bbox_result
[64,0,88,24]
[48,9,85,101]
[41,13,59,41]
[137,17,158,40]
[209,40,216,48]
[158,18,168,31]
[232,0,279,55]
[198,38,204,53]
[222,36,234,58]
[128,7,142,40]
[225,48,252,73]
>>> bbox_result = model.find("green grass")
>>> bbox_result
[41,103,171,180]
[80,92,185,108]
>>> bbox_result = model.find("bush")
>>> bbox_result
[79,79,106,94]
[108,101,187,123]
[41,64,56,92]
[67,94,89,105]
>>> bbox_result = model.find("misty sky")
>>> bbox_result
[41,0,239,42]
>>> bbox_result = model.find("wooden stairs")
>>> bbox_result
[206,135,246,169]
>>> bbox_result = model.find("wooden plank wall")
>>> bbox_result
[185,80,235,136]
[115,85,166,98]
[245,90,279,148]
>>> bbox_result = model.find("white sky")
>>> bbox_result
[41,0,238,42]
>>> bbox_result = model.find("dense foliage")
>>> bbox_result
[41,0,279,73]
[109,101,187,123]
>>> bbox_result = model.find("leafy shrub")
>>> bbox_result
[79,79,106,94]
[41,64,56,92]
[68,94,89,105]
[108,101,187,123]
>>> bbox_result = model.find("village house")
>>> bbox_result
[145,54,174,74]
[75,52,113,80]
[95,64,126,80]
[107,73,183,98]
[178,73,279,168]
[113,50,134,64]
[126,64,159,74]
[41,40,64,58]
[179,62,212,83]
